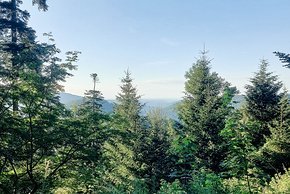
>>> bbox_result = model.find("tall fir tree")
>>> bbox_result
[104,70,144,191]
[60,74,109,193]
[177,52,236,176]
[114,69,143,132]
[245,59,283,146]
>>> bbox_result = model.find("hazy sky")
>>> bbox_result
[22,0,290,99]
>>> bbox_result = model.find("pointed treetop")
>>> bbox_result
[201,43,209,56]
[123,68,132,82]
[258,59,268,74]
[245,59,283,123]
[90,73,99,82]
[90,73,99,92]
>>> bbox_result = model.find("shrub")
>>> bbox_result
[263,168,290,194]
[158,180,186,194]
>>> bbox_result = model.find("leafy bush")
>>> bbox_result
[158,180,186,194]
[188,169,225,194]
[53,187,73,194]
[263,168,290,194]
[223,177,263,194]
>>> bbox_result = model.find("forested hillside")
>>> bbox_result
[1,1,290,193]
[59,93,249,120]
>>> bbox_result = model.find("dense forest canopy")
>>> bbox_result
[1,0,290,193]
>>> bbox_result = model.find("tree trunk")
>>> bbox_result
[11,0,18,111]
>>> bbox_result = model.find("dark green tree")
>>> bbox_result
[177,52,236,176]
[81,73,104,113]
[134,108,174,193]
[0,0,48,111]
[245,60,283,146]
[259,91,290,175]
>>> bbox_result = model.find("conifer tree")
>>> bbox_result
[259,91,290,175]
[245,60,283,146]
[134,108,174,193]
[0,0,47,111]
[81,73,104,113]
[104,70,144,191]
[114,69,143,131]
[221,111,261,194]
[63,74,109,193]
[177,52,236,175]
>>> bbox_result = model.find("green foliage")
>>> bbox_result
[220,111,270,193]
[0,35,81,192]
[170,133,196,182]
[1,1,290,193]
[103,70,144,191]
[158,180,186,194]
[245,60,282,122]
[263,168,290,194]
[114,69,143,130]
[223,177,263,194]
[0,1,108,193]
[245,60,283,146]
[158,171,226,194]
[220,111,259,177]
[134,108,174,192]
[186,169,226,194]
[60,75,109,193]
[258,92,290,175]
[177,52,237,174]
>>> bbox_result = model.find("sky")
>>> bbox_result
[21,0,290,99]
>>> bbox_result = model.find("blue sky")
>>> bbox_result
[22,0,290,99]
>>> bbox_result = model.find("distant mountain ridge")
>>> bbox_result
[58,93,113,113]
[59,93,180,118]
[58,92,252,119]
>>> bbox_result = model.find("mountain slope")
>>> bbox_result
[58,93,113,113]
[58,93,251,119]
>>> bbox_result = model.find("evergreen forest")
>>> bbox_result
[1,1,290,193]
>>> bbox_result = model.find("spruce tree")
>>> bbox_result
[177,52,236,175]
[114,69,143,132]
[104,70,144,191]
[259,91,290,175]
[245,60,283,146]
